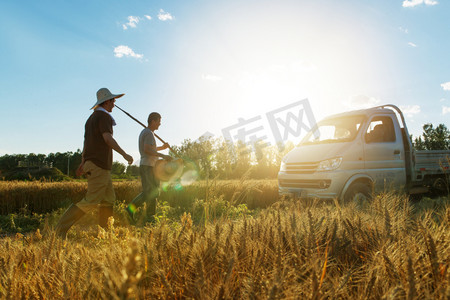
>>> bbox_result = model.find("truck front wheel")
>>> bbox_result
[344,182,372,206]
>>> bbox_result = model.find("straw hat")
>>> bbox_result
[154,158,184,182]
[91,88,125,109]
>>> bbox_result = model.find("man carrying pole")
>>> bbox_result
[56,88,134,238]
[126,112,172,224]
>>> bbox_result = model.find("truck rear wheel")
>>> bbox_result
[344,182,372,206]
[432,177,449,195]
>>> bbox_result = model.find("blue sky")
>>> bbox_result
[1,0,449,165]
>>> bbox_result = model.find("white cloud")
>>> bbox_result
[402,0,438,7]
[158,9,173,21]
[113,45,143,59]
[408,42,418,47]
[441,82,450,91]
[443,106,450,115]
[347,95,381,109]
[202,74,223,82]
[403,0,422,7]
[425,0,439,5]
[399,27,409,34]
[123,16,140,30]
[400,105,421,117]
[144,15,152,20]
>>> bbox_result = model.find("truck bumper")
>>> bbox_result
[278,171,351,200]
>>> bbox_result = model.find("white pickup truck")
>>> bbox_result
[278,105,450,202]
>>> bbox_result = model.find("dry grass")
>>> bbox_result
[0,179,278,214]
[0,190,448,299]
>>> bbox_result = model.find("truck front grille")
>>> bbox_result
[279,179,331,189]
[286,162,319,174]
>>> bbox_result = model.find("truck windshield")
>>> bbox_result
[300,115,365,145]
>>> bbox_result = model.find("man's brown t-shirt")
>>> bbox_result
[83,111,113,170]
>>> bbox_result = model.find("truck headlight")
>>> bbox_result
[317,157,342,171]
[280,161,287,172]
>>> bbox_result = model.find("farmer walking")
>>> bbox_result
[126,112,172,224]
[55,88,133,238]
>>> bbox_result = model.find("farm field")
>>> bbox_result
[0,179,449,298]
[0,179,279,214]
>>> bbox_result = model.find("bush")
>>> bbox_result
[3,167,69,181]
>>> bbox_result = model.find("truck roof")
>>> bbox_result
[322,105,396,121]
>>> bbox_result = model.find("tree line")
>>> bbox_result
[0,139,294,180]
[411,123,450,150]
[0,151,81,177]
[0,149,140,180]
[0,123,448,181]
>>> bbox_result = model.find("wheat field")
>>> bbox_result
[0,181,449,299]
[0,179,279,215]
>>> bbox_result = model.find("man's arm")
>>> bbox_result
[156,142,170,151]
[102,132,133,164]
[76,142,86,177]
[144,143,171,160]
[81,142,86,164]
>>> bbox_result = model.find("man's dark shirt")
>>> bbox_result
[83,111,113,170]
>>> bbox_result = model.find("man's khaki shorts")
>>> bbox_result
[76,160,115,213]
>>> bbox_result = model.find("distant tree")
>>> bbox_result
[26,153,46,167]
[253,141,270,179]
[413,123,450,150]
[0,154,26,172]
[45,151,82,177]
[173,137,215,179]
[111,161,126,176]
[126,165,140,177]
[232,141,253,179]
[70,149,82,177]
[5,167,68,181]
[214,139,236,179]
[46,152,69,174]
[169,137,296,180]
[0,149,84,179]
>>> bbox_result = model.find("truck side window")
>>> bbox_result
[365,116,396,143]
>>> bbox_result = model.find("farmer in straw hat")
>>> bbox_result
[56,88,134,238]
[126,112,172,224]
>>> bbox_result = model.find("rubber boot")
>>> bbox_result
[126,193,143,224]
[125,205,136,225]
[56,204,85,238]
[99,205,114,229]
[128,192,144,208]
[145,198,157,225]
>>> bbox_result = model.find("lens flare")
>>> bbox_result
[127,204,136,214]
[175,158,200,186]
[154,158,184,182]
[180,170,199,186]
[161,182,170,192]
[174,183,184,191]
[154,157,201,190]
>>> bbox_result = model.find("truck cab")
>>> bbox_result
[278,105,412,201]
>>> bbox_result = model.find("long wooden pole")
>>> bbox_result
[115,105,179,157]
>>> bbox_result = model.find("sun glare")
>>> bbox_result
[168,2,387,147]
[195,6,377,119]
